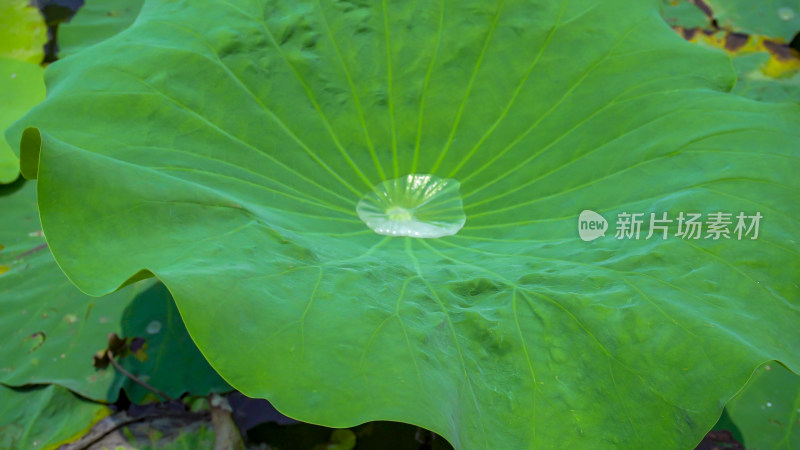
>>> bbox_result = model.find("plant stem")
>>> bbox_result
[107,351,175,402]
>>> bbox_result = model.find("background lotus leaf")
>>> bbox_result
[662,0,712,29]
[0,58,44,183]
[662,0,800,103]
[732,52,800,102]
[0,0,47,64]
[707,0,800,41]
[0,180,229,403]
[58,0,145,58]
[0,383,108,450]
[726,362,800,449]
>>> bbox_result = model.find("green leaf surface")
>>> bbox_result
[0,383,108,450]
[727,363,800,449]
[10,0,800,448]
[0,181,229,402]
[707,0,800,41]
[59,0,145,58]
[0,0,47,65]
[0,57,45,184]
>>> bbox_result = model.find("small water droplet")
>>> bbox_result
[146,320,162,334]
[10,73,16,79]
[767,402,773,407]
[357,174,466,238]
[778,7,795,20]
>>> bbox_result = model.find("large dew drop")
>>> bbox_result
[357,174,466,238]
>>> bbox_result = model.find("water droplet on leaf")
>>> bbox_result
[778,7,795,20]
[146,320,162,334]
[357,174,466,238]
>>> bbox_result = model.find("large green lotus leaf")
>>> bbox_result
[0,57,45,184]
[59,0,145,58]
[0,383,109,450]
[10,0,800,448]
[727,362,800,449]
[707,0,800,41]
[0,0,47,64]
[0,181,229,402]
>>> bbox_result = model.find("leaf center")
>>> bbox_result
[356,174,466,239]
